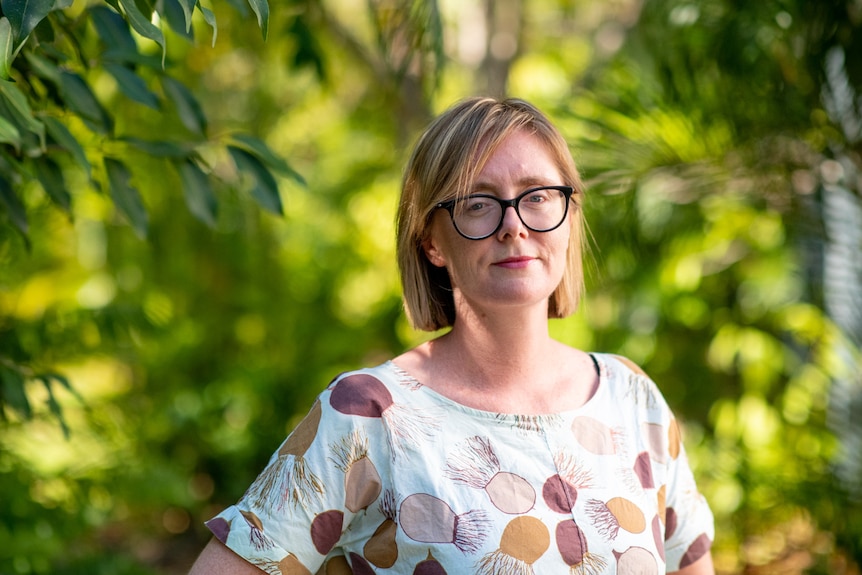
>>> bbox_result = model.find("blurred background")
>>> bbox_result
[1,0,861,573]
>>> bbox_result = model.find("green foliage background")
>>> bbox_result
[1,0,861,574]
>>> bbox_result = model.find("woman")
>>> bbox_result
[189,97,715,574]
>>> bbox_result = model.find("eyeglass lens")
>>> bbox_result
[452,187,569,239]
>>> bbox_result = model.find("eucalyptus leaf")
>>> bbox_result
[246,0,269,40]
[0,113,21,151]
[104,63,159,109]
[105,157,148,238]
[118,0,165,64]
[0,366,31,419]
[0,79,45,147]
[228,146,282,214]
[121,136,189,157]
[23,50,61,84]
[176,157,217,226]
[162,75,206,135]
[34,155,70,212]
[0,174,27,234]
[230,133,306,185]
[1,0,53,41]
[90,5,139,63]
[59,71,113,134]
[196,3,217,47]
[0,17,12,79]
[44,116,91,176]
[163,0,194,37]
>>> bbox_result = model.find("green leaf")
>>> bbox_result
[34,155,70,212]
[59,71,113,134]
[105,157,148,238]
[44,116,91,176]
[0,113,21,151]
[228,145,282,214]
[121,136,189,157]
[0,366,31,419]
[1,0,54,42]
[117,0,165,64]
[0,173,27,234]
[176,157,217,226]
[38,375,70,438]
[163,0,194,37]
[196,3,217,47]
[246,0,269,40]
[90,5,139,64]
[230,133,306,186]
[0,17,12,80]
[161,75,206,135]
[0,79,44,147]
[23,50,60,84]
[104,63,159,109]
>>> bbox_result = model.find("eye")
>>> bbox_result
[463,196,495,214]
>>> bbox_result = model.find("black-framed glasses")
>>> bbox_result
[435,185,574,240]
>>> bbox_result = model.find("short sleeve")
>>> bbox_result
[204,374,393,575]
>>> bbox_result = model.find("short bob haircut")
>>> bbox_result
[397,97,586,331]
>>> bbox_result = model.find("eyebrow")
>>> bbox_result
[470,177,554,194]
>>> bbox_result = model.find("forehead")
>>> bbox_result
[473,129,561,187]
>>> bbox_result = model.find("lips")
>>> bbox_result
[493,256,535,268]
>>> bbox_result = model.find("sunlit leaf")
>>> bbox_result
[118,0,165,64]
[162,75,206,135]
[0,113,21,151]
[197,3,217,47]
[104,63,159,109]
[1,0,53,42]
[34,155,70,213]
[44,116,91,177]
[58,71,113,134]
[246,0,268,39]
[105,157,148,238]
[90,4,139,63]
[0,174,27,234]
[229,133,306,185]
[0,78,44,147]
[0,17,12,79]
[176,157,217,226]
[228,146,282,214]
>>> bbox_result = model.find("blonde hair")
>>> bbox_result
[396,97,586,331]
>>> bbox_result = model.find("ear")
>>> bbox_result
[422,232,447,268]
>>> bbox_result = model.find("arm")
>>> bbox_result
[188,538,266,575]
[669,551,715,575]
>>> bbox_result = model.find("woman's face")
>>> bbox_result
[423,129,571,319]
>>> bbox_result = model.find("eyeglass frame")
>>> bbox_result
[433,185,575,240]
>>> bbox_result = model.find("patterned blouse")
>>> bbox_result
[206,353,714,574]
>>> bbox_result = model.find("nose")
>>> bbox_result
[496,204,527,239]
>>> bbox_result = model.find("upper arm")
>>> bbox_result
[188,538,266,575]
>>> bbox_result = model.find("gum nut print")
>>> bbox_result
[476,515,550,575]
[398,492,491,554]
[413,551,447,575]
[634,451,655,489]
[613,546,658,575]
[240,509,275,550]
[205,516,230,544]
[680,533,712,569]
[315,555,352,575]
[330,429,382,513]
[571,415,622,455]
[256,554,312,575]
[363,490,399,568]
[543,452,593,513]
[554,520,607,575]
[245,400,325,511]
[348,552,375,575]
[445,436,536,514]
[311,510,344,555]
[586,497,646,540]
[651,515,666,562]
[329,373,442,458]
